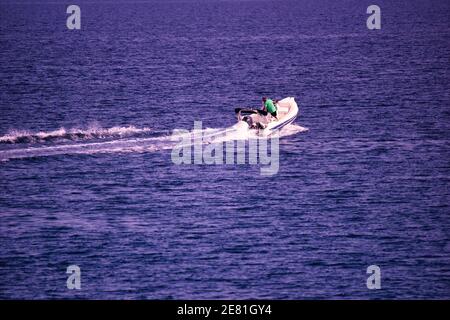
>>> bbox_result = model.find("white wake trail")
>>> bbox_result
[0,124,308,161]
[0,125,151,144]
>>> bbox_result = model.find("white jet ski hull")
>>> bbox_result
[235,97,299,135]
[263,97,298,134]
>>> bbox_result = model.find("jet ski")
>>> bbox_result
[234,97,298,135]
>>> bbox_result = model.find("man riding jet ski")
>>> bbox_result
[234,97,299,135]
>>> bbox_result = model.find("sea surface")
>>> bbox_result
[0,0,449,299]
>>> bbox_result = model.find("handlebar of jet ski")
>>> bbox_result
[235,108,268,116]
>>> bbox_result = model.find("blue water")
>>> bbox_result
[0,0,449,299]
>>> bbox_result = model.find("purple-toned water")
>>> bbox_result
[0,0,449,299]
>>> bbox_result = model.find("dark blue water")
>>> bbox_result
[1,0,449,299]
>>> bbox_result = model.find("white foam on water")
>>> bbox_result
[0,125,152,144]
[0,123,308,161]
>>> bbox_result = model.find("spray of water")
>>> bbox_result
[0,124,308,161]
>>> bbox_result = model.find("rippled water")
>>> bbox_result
[0,0,449,299]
